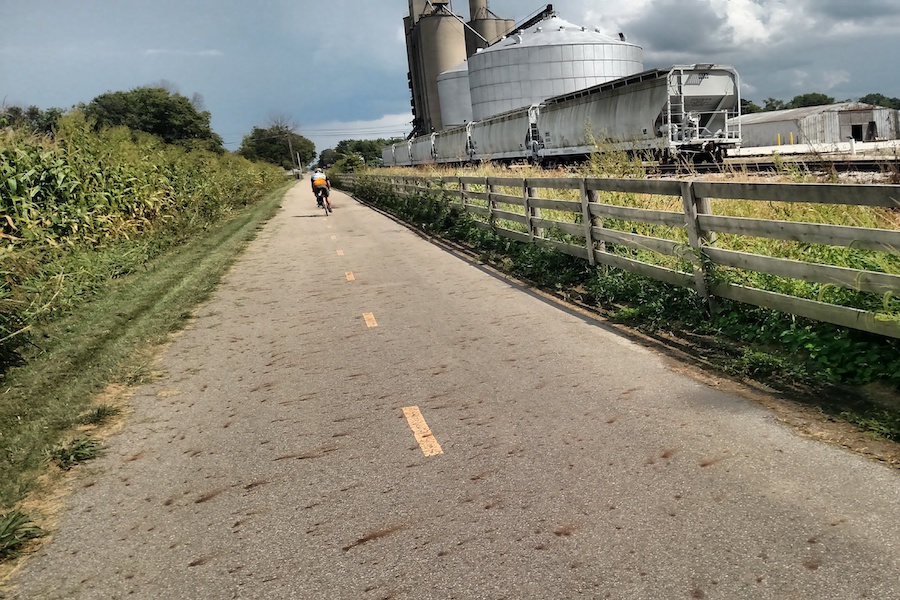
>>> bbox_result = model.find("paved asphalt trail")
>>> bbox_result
[8,183,900,599]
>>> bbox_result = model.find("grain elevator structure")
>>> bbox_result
[405,0,516,137]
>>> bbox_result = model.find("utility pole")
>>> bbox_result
[287,134,296,170]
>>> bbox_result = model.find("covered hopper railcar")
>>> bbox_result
[387,64,742,167]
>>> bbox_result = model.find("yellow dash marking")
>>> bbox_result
[402,406,443,457]
[336,249,344,256]
[346,272,356,281]
[363,312,378,328]
[331,235,337,241]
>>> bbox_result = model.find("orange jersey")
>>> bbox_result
[312,174,328,187]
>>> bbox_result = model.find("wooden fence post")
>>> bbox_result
[523,179,534,242]
[579,179,596,266]
[680,180,716,311]
[487,178,496,228]
[528,183,543,239]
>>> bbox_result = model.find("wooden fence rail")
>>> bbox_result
[338,173,900,339]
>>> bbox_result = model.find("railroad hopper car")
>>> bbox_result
[538,64,741,161]
[433,123,472,163]
[386,64,741,167]
[411,133,436,165]
[468,105,539,162]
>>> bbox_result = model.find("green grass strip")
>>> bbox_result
[0,181,294,509]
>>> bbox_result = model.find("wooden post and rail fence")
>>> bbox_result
[338,173,900,340]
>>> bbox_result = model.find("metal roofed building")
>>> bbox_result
[466,14,644,121]
[732,103,900,151]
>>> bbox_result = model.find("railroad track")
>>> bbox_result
[651,156,900,176]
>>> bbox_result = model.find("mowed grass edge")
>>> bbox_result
[0,180,295,515]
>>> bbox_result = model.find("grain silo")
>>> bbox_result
[437,59,474,127]
[465,0,515,57]
[467,14,644,121]
[405,0,467,135]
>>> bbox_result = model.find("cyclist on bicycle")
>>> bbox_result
[311,167,331,208]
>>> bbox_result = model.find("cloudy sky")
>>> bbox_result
[3,0,899,156]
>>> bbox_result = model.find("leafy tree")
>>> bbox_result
[238,124,315,169]
[330,153,365,174]
[763,97,787,112]
[334,138,402,165]
[859,93,900,109]
[317,148,339,168]
[83,86,224,152]
[786,93,835,109]
[740,99,763,114]
[1,105,66,134]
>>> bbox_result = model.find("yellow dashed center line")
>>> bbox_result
[331,235,337,241]
[363,312,378,328]
[402,406,443,457]
[337,249,344,256]
[346,272,356,281]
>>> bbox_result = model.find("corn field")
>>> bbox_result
[0,112,285,365]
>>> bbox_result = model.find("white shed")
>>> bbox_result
[733,103,900,148]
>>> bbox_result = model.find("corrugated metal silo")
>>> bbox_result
[466,0,514,57]
[416,12,468,132]
[437,60,474,127]
[467,15,644,121]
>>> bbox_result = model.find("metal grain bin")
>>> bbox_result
[437,60,474,128]
[467,15,643,121]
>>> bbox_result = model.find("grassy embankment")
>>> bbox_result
[0,113,290,559]
[342,152,900,440]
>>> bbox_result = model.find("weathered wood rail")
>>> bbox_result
[339,173,900,339]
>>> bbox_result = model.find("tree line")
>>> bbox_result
[742,92,900,113]
[1,86,317,170]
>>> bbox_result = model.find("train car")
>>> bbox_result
[386,64,742,168]
[393,140,413,167]
[434,123,472,164]
[536,64,741,161]
[410,133,435,165]
[469,106,537,163]
[381,144,395,167]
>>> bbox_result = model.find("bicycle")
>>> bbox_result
[315,187,332,215]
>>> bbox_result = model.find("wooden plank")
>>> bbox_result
[704,247,900,296]
[465,205,490,217]
[524,177,582,190]
[530,198,582,212]
[588,203,685,227]
[459,176,487,186]
[486,177,526,187]
[593,227,690,259]
[489,193,526,205]
[494,228,531,244]
[694,181,900,208]
[710,282,900,339]
[464,191,489,202]
[535,238,590,259]
[472,220,491,230]
[492,209,528,224]
[594,251,696,289]
[532,218,585,237]
[699,214,900,253]
[585,177,683,196]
